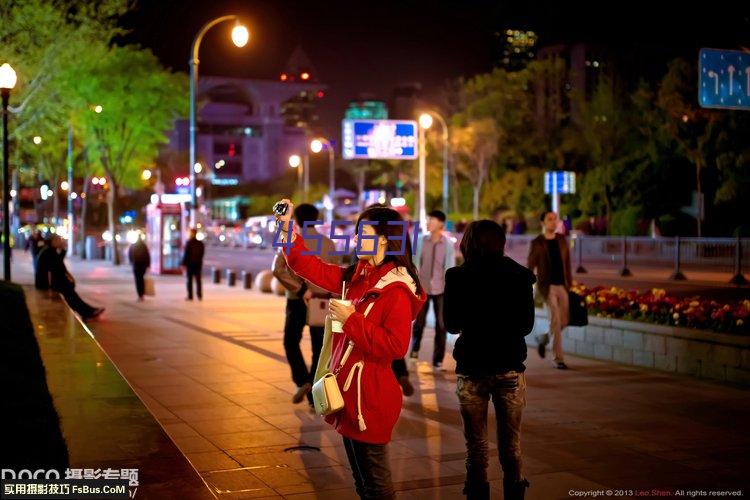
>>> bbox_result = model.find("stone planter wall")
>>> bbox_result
[531,308,750,385]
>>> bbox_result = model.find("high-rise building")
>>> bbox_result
[535,42,608,127]
[497,29,538,71]
[279,47,324,129]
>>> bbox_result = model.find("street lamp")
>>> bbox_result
[189,16,250,228]
[417,113,433,232]
[288,154,304,200]
[311,138,335,222]
[419,111,450,215]
[1,62,17,281]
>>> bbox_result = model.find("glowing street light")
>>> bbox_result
[418,113,434,129]
[60,181,70,191]
[33,135,42,145]
[193,162,203,174]
[288,154,301,168]
[94,105,103,113]
[231,23,250,47]
[142,169,152,181]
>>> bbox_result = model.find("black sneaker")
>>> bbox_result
[554,360,569,370]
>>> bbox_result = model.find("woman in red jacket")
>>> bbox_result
[275,199,425,499]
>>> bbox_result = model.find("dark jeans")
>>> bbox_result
[133,267,146,298]
[284,299,324,401]
[411,293,446,364]
[343,437,395,500]
[60,287,97,318]
[186,266,202,300]
[456,371,526,489]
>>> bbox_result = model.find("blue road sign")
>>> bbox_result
[699,48,750,110]
[342,119,418,160]
[544,171,576,195]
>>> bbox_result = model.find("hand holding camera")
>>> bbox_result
[273,198,295,232]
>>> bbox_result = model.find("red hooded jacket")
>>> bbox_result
[284,234,426,444]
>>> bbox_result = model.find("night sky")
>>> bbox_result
[120,0,750,136]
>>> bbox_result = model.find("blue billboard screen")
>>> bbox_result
[342,119,418,160]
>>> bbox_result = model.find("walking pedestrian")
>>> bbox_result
[37,235,104,320]
[444,220,535,500]
[275,198,425,499]
[272,204,337,407]
[181,228,205,301]
[26,229,45,273]
[411,210,455,368]
[527,211,573,369]
[128,235,151,301]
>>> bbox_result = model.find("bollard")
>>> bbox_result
[226,269,236,287]
[241,270,253,289]
[271,277,287,296]
[254,270,274,293]
[575,235,587,274]
[669,236,687,280]
[729,235,749,285]
[619,236,632,277]
[211,266,221,284]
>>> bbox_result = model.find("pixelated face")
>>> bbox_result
[426,216,443,233]
[353,223,385,259]
[543,212,558,233]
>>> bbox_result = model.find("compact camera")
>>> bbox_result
[273,201,289,216]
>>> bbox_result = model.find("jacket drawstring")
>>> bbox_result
[343,361,367,432]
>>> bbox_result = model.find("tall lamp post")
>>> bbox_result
[289,154,304,200]
[417,113,433,232]
[1,63,17,281]
[419,111,449,215]
[311,138,335,222]
[189,16,249,227]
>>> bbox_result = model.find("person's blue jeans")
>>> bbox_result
[342,437,395,499]
[456,371,527,491]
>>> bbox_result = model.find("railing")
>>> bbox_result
[503,234,749,284]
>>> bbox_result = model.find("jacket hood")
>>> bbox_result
[368,265,426,318]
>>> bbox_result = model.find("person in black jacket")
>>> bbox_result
[444,220,535,500]
[128,236,151,301]
[37,235,104,319]
[181,228,205,301]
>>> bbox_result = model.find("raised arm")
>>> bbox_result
[283,230,345,294]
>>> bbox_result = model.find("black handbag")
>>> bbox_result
[568,291,588,327]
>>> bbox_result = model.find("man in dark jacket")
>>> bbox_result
[182,228,205,301]
[37,235,104,319]
[527,211,573,369]
[272,204,338,407]
[128,236,151,301]
[444,220,535,500]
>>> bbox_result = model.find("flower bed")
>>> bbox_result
[570,284,749,335]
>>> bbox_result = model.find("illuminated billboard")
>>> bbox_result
[342,119,418,160]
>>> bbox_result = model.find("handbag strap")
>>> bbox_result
[329,301,375,375]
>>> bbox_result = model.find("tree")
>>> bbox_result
[74,45,187,264]
[451,118,499,219]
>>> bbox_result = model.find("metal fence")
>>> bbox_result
[503,235,749,284]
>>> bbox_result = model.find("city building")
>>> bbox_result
[535,42,608,127]
[497,29,538,71]
[167,62,325,187]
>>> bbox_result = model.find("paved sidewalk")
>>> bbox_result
[11,254,750,499]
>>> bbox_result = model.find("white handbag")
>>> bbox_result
[311,303,372,417]
[311,316,354,416]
